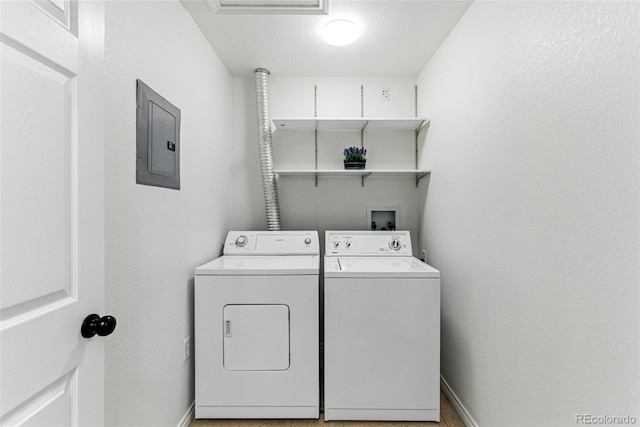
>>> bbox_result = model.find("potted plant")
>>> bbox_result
[343,146,367,170]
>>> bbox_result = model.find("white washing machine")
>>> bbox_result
[323,230,441,421]
[194,231,319,419]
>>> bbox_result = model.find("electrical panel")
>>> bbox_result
[136,79,180,190]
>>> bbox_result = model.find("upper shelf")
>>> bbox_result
[272,117,429,132]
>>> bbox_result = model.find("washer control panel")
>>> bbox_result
[224,231,319,255]
[326,231,412,256]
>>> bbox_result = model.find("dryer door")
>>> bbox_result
[223,304,290,371]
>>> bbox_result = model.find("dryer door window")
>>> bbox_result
[223,304,290,371]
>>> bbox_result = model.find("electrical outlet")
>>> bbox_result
[380,87,390,102]
[183,336,191,363]
[421,249,427,263]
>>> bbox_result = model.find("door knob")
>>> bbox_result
[81,314,117,338]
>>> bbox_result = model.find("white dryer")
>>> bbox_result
[194,231,319,419]
[323,231,440,421]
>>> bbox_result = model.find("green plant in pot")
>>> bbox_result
[343,146,367,169]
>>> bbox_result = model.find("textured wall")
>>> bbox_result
[267,76,423,249]
[417,1,639,425]
[226,76,270,231]
[104,1,236,425]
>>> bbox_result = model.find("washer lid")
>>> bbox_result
[324,256,439,278]
[196,255,319,276]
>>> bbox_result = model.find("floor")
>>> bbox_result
[190,391,465,427]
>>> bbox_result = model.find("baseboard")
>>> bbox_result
[440,376,479,427]
[184,381,469,427]
[177,402,195,427]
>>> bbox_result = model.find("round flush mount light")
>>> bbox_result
[321,19,359,46]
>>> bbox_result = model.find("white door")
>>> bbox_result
[0,0,106,425]
[223,304,290,371]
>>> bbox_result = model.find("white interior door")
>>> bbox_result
[0,0,106,425]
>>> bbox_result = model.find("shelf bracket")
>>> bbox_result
[362,172,372,187]
[415,119,430,134]
[416,171,429,187]
[314,128,318,187]
[314,86,318,187]
[414,119,431,187]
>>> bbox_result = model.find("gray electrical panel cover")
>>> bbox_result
[136,79,180,190]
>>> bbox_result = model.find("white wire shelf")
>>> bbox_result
[272,117,429,132]
[275,169,430,184]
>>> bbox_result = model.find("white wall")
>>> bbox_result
[104,2,241,425]
[228,76,270,231]
[417,1,639,426]
[263,76,423,249]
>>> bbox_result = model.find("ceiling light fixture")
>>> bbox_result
[320,19,359,46]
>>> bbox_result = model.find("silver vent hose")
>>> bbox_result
[254,68,281,231]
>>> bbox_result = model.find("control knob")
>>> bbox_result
[345,241,351,249]
[304,238,312,245]
[389,238,401,251]
[333,241,340,249]
[235,235,248,247]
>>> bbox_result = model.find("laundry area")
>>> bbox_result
[0,1,638,427]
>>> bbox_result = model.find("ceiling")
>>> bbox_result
[180,0,473,77]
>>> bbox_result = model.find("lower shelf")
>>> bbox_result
[274,169,431,186]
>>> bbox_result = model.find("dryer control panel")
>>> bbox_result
[326,230,413,256]
[224,231,319,256]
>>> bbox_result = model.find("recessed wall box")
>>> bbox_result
[136,79,181,190]
[367,205,400,231]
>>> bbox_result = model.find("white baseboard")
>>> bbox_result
[177,402,195,427]
[183,381,470,427]
[440,376,479,427]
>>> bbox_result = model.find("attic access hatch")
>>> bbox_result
[208,0,328,14]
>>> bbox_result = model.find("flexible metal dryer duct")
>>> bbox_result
[254,68,281,231]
